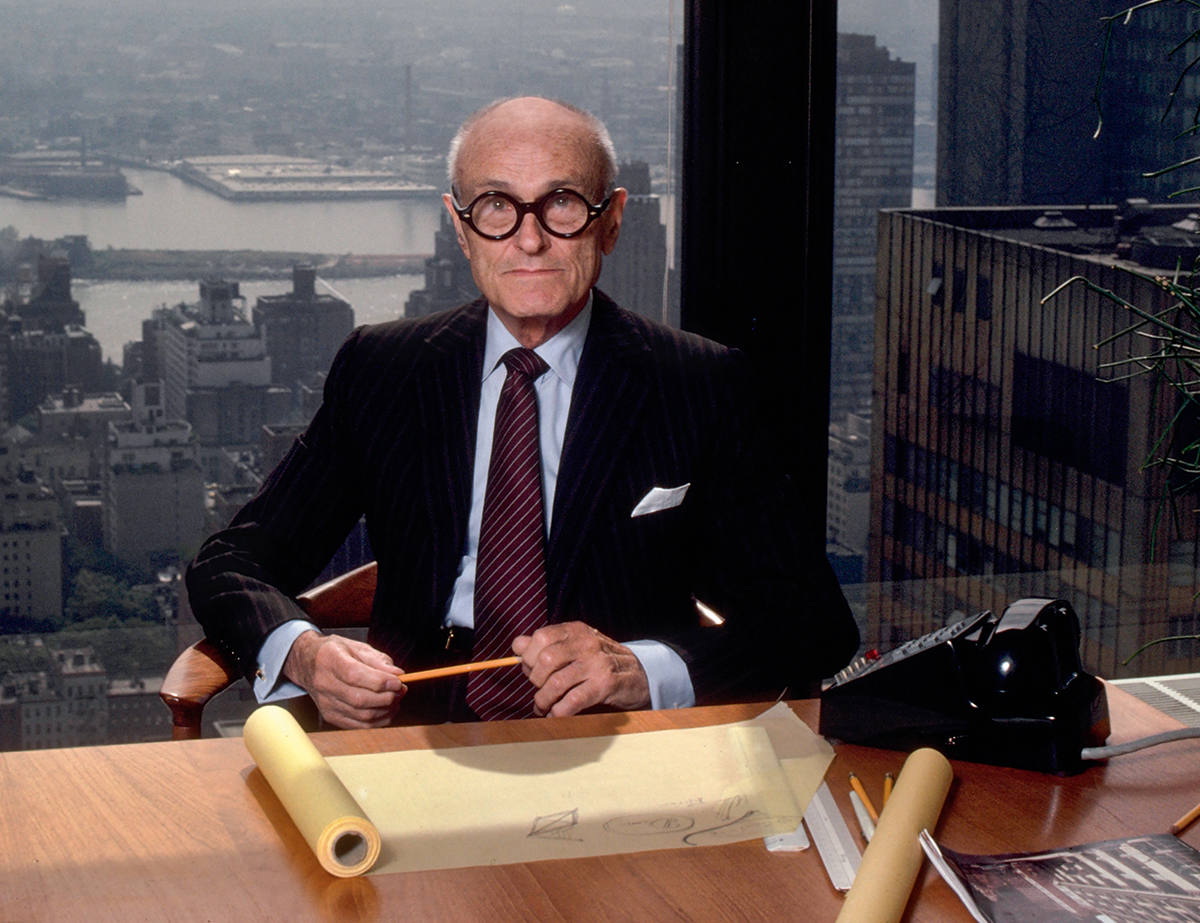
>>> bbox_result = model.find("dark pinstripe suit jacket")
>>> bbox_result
[186,291,858,716]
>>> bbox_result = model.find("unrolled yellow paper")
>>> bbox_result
[243,705,381,878]
[739,702,835,822]
[329,720,799,874]
[835,747,953,923]
[243,702,828,878]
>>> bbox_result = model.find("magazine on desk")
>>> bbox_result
[919,830,1200,922]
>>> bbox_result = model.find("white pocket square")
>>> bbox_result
[631,483,691,518]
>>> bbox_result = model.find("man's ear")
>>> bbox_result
[600,187,628,256]
[442,193,472,259]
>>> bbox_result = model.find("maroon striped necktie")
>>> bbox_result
[467,347,550,720]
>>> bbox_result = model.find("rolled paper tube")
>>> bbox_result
[243,705,382,878]
[835,748,954,923]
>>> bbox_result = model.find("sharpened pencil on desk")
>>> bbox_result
[396,656,523,683]
[848,772,880,822]
[1170,797,1200,836]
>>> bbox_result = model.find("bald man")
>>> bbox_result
[186,97,858,727]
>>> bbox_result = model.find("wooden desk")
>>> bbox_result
[0,688,1196,923]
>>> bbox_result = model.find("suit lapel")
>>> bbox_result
[415,301,487,608]
[547,293,650,615]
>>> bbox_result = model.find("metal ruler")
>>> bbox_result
[803,782,862,892]
[764,821,810,852]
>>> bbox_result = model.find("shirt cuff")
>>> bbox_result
[625,640,695,710]
[254,619,320,702]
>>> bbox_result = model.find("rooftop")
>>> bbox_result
[893,201,1200,274]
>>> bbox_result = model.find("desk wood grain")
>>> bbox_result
[0,691,1196,923]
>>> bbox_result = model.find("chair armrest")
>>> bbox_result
[161,561,378,739]
[297,560,377,630]
[160,638,241,741]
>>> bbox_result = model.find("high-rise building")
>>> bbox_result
[597,161,668,323]
[404,210,480,319]
[260,421,307,475]
[51,646,107,746]
[827,409,872,586]
[11,255,85,331]
[0,469,63,633]
[828,410,872,553]
[938,0,1200,206]
[832,34,915,419]
[252,265,354,393]
[7,328,104,421]
[104,382,205,573]
[140,280,290,468]
[106,676,170,745]
[0,639,142,750]
[0,669,61,751]
[28,390,133,484]
[1,255,103,421]
[870,202,1200,679]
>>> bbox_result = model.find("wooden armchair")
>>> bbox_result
[160,561,378,740]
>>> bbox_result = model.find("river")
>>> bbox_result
[0,167,445,360]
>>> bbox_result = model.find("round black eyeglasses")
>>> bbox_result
[451,188,611,240]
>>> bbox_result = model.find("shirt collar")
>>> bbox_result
[483,292,591,391]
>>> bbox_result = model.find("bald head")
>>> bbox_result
[448,97,618,202]
[439,95,628,348]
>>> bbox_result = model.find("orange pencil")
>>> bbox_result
[848,772,879,823]
[396,656,522,684]
[1171,797,1200,836]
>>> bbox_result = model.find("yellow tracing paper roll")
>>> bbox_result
[243,705,381,878]
[835,747,953,923]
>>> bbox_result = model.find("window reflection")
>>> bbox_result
[833,1,1200,687]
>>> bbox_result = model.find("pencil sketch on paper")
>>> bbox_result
[683,810,760,846]
[528,808,582,841]
[717,795,747,821]
[604,814,696,836]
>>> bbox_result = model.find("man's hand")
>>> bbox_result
[283,630,405,729]
[512,621,651,717]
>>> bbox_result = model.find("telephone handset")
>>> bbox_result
[818,598,1110,773]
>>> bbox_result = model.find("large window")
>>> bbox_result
[7,0,1192,750]
[833,0,1200,685]
[0,0,683,748]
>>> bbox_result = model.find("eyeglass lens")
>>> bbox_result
[469,190,592,237]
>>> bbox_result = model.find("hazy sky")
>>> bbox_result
[840,0,938,73]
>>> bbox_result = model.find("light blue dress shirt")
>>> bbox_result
[255,295,695,711]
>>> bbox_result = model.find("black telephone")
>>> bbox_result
[818,598,1110,773]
